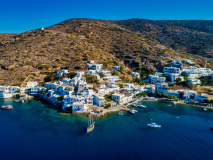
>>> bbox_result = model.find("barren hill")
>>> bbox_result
[0,18,212,85]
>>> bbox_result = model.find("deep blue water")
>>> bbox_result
[0,99,213,160]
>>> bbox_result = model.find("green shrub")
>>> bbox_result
[57,95,64,101]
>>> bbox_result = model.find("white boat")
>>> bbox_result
[15,100,20,102]
[87,115,95,134]
[147,123,161,128]
[2,105,13,110]
[138,104,146,108]
[132,103,139,107]
[203,107,207,111]
[21,100,24,103]
[129,109,138,114]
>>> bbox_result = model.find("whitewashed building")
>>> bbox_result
[148,75,166,84]
[130,72,140,78]
[26,82,38,88]
[99,70,111,77]
[163,67,181,75]
[187,78,201,86]
[155,83,168,93]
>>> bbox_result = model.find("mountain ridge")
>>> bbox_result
[0,18,212,85]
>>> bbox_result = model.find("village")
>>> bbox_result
[0,58,213,116]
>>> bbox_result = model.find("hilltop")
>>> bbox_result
[0,18,212,85]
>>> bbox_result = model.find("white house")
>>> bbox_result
[75,72,85,78]
[87,70,96,75]
[77,81,87,91]
[130,72,140,78]
[99,70,111,77]
[87,63,103,71]
[155,83,168,93]
[124,83,134,89]
[163,67,181,75]
[195,93,208,102]
[111,93,126,104]
[72,102,88,113]
[55,69,68,78]
[58,85,74,96]
[26,82,38,88]
[183,59,194,65]
[148,75,166,84]
[85,96,93,106]
[111,93,132,104]
[31,87,47,94]
[103,76,122,83]
[187,78,201,86]
[93,94,106,107]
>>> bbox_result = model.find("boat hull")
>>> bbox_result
[87,123,95,134]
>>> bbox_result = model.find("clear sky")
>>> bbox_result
[0,0,213,33]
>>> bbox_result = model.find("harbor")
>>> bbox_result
[1,99,213,160]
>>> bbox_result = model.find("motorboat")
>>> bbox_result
[129,109,138,114]
[137,104,146,108]
[2,105,13,110]
[147,123,161,128]
[203,107,207,111]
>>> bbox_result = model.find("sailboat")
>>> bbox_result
[87,115,95,134]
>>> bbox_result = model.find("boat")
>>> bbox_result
[132,103,138,107]
[2,105,13,110]
[87,115,95,134]
[210,127,213,131]
[21,100,24,103]
[118,112,124,115]
[129,109,138,114]
[147,123,161,128]
[203,107,207,111]
[15,100,20,102]
[137,104,146,108]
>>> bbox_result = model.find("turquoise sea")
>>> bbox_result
[0,99,213,160]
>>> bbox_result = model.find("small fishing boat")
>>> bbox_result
[203,107,207,111]
[2,105,13,110]
[118,112,124,116]
[129,109,138,114]
[147,123,161,128]
[132,103,138,107]
[15,100,20,102]
[87,115,95,134]
[21,100,24,103]
[137,104,146,108]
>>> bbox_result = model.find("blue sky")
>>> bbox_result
[0,0,213,33]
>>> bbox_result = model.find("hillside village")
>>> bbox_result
[0,57,213,115]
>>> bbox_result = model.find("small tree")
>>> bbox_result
[162,93,168,98]
[120,66,124,72]
[112,70,118,76]
[57,95,64,101]
[141,81,146,85]
[156,92,162,98]
[66,72,75,79]
[175,77,182,84]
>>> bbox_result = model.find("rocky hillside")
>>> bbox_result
[114,19,213,58]
[0,18,212,85]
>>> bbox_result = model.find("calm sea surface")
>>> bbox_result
[0,99,213,160]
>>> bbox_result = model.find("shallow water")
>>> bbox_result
[0,99,213,160]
